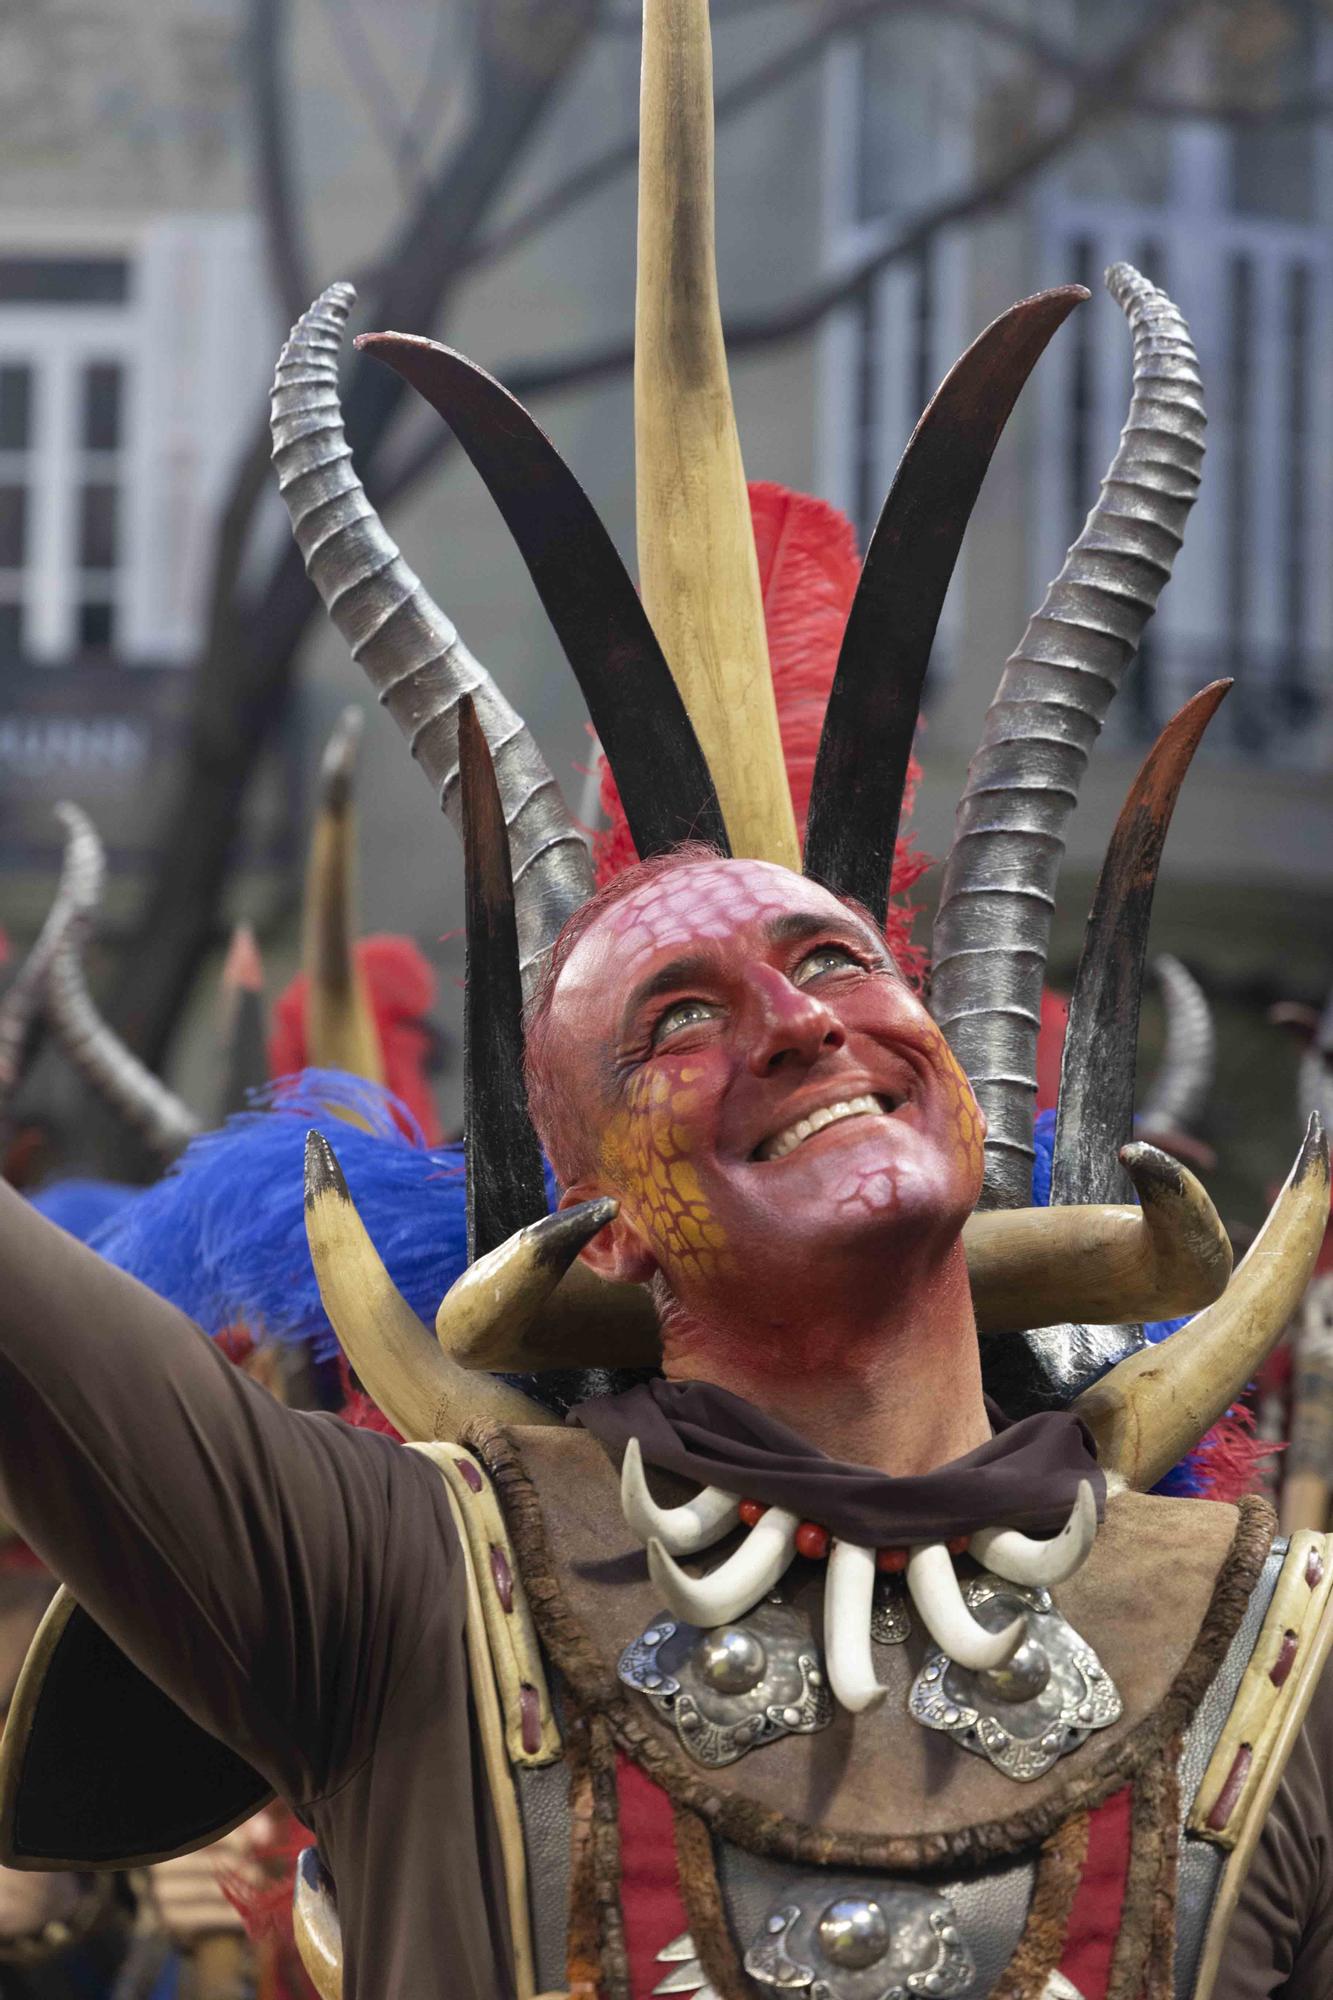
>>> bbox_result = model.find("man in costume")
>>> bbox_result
[0,7,1329,1999]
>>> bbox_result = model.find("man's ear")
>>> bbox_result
[559,1182,658,1285]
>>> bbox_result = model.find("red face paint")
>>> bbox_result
[550,860,985,1319]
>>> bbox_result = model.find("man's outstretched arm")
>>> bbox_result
[0,1182,461,1808]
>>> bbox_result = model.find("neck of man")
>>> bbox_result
[659,1235,991,1478]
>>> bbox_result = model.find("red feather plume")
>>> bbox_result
[268,935,443,1144]
[594,483,928,980]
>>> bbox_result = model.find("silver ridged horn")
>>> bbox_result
[906,1543,1024,1671]
[646,1509,800,1628]
[270,282,593,997]
[620,1437,741,1556]
[969,1480,1098,1588]
[0,802,104,1107]
[824,1540,886,1714]
[931,265,1206,1207]
[1139,955,1214,1138]
[42,807,201,1161]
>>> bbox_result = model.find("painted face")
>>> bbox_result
[549,860,984,1307]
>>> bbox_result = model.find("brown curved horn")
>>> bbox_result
[41,807,201,1160]
[0,802,104,1107]
[303,1131,552,1440]
[271,283,592,998]
[302,706,384,1084]
[1074,1115,1329,1490]
[931,265,1206,1208]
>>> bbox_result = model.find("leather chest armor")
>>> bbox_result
[413,1424,1333,2000]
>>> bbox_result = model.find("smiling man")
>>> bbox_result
[0,2,1330,1993]
[528,851,992,1477]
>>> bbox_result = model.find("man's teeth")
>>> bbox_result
[759,1094,890,1162]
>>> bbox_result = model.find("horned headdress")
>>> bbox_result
[269,0,1326,1486]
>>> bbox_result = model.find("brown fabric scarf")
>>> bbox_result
[572,1378,1104,1544]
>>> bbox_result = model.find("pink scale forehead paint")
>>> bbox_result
[603,862,811,961]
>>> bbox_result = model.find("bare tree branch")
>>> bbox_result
[106,0,603,1079]
[467,0,1083,278]
[315,0,432,201]
[248,0,312,326]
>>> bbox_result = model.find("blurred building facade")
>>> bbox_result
[0,0,1327,1204]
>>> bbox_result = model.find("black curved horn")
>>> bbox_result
[804,287,1086,923]
[459,696,549,1262]
[359,333,729,862]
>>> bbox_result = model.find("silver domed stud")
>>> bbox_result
[975,1635,1052,1705]
[817,1896,890,1969]
[695,1625,768,1695]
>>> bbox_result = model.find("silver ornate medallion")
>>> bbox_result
[618,1598,832,1767]
[908,1575,1121,1780]
[870,1575,911,1645]
[744,1876,975,1999]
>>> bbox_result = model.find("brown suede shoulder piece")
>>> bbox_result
[469,1422,1275,1873]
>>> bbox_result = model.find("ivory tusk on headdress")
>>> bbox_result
[906,1543,1025,1671]
[970,1481,1098,1588]
[1074,1115,1329,1491]
[432,1202,655,1372]
[824,1540,887,1714]
[647,1510,800,1629]
[620,1437,740,1557]
[964,1142,1231,1334]
[303,1130,553,1442]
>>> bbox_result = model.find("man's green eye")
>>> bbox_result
[792,944,861,986]
[652,999,720,1047]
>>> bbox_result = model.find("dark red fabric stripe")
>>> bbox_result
[616,1752,692,2000]
[1058,1783,1134,1998]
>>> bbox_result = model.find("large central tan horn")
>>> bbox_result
[635,0,796,867]
[1075,1115,1329,1490]
[437,1141,1232,1372]
[303,1131,553,1440]
[302,707,384,1085]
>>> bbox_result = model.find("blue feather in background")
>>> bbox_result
[87,1071,476,1363]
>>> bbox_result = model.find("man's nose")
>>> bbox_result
[742,964,846,1075]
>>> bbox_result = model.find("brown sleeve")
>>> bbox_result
[0,1182,462,1811]
[1212,1644,1333,1998]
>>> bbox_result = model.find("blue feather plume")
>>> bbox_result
[30,1177,141,1242]
[89,1071,479,1364]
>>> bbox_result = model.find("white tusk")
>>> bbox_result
[970,1480,1099,1588]
[621,1436,741,1556]
[647,1509,800,1627]
[907,1543,1025,1671]
[824,1541,886,1713]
